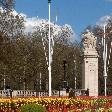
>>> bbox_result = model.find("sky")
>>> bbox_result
[15,0,112,39]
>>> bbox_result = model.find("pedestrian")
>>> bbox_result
[85,88,89,96]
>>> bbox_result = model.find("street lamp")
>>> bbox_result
[63,60,67,89]
[74,60,76,90]
[48,0,51,3]
[39,72,42,91]
[3,66,6,91]
[3,74,6,91]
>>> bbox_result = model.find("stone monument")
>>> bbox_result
[82,30,98,96]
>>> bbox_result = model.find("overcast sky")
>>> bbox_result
[15,0,112,39]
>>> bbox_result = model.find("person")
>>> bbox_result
[69,89,74,98]
[85,88,89,96]
[5,85,12,97]
[66,86,70,93]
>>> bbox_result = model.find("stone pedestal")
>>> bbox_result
[82,48,98,96]
[82,31,98,96]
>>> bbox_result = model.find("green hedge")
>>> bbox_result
[20,103,46,112]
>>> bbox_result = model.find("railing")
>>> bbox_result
[13,90,36,97]
[37,91,49,97]
[0,90,6,97]
[0,90,67,97]
[0,90,37,97]
[0,89,87,98]
[74,89,86,96]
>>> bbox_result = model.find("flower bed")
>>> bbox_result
[0,96,112,112]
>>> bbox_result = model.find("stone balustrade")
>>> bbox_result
[0,90,6,97]
[13,90,36,97]
[0,89,86,98]
[0,90,37,97]
[74,89,86,96]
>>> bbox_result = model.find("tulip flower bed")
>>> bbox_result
[0,96,112,112]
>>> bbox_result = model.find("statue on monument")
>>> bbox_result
[82,30,97,49]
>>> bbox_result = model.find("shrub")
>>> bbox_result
[20,103,46,112]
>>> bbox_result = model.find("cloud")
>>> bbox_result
[24,17,40,33]
[96,15,111,27]
[0,7,76,42]
[8,10,76,41]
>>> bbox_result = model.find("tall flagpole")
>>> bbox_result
[48,0,51,96]
[103,25,107,96]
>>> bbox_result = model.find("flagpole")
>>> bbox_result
[103,25,107,96]
[48,0,51,96]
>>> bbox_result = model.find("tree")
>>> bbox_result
[32,20,81,90]
[0,9,81,91]
[0,8,24,89]
[0,0,15,10]
[0,9,24,38]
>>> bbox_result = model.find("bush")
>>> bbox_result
[20,103,46,112]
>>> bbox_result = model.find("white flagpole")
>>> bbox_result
[103,25,107,96]
[107,42,112,72]
[48,0,51,96]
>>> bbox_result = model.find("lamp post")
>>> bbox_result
[63,60,67,89]
[48,0,51,96]
[74,60,76,90]
[39,72,42,91]
[3,74,6,91]
[3,66,6,91]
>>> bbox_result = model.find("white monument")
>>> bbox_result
[82,30,98,96]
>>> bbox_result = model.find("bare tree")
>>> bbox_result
[0,0,15,10]
[0,9,24,38]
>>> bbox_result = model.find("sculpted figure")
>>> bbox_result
[82,30,97,49]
